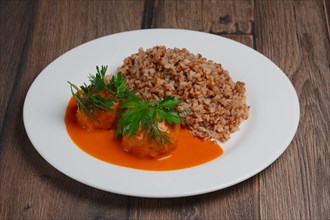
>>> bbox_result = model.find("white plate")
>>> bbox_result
[23,29,300,198]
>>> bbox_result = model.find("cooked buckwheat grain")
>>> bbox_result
[118,46,249,142]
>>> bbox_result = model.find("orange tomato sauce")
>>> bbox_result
[65,97,223,171]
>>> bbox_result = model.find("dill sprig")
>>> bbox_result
[116,95,183,146]
[68,66,127,118]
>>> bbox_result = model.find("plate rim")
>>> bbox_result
[23,28,300,198]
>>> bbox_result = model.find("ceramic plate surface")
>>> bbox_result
[23,29,300,198]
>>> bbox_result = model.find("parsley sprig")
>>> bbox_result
[68,66,127,118]
[68,65,184,147]
[116,95,183,146]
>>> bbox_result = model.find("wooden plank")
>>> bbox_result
[152,0,254,34]
[324,0,330,37]
[142,0,154,28]
[129,179,259,219]
[222,34,254,48]
[0,1,38,144]
[0,1,144,219]
[255,0,330,219]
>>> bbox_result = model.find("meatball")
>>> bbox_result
[121,121,181,158]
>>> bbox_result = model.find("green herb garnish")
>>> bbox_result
[68,66,127,118]
[116,95,183,146]
[68,65,184,147]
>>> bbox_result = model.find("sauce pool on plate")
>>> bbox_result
[65,97,223,171]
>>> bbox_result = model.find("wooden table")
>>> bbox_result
[1,0,329,219]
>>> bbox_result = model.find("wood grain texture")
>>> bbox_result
[255,0,330,219]
[0,1,38,148]
[152,0,254,34]
[0,0,329,219]
[324,0,330,38]
[128,179,259,220]
[0,1,144,219]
